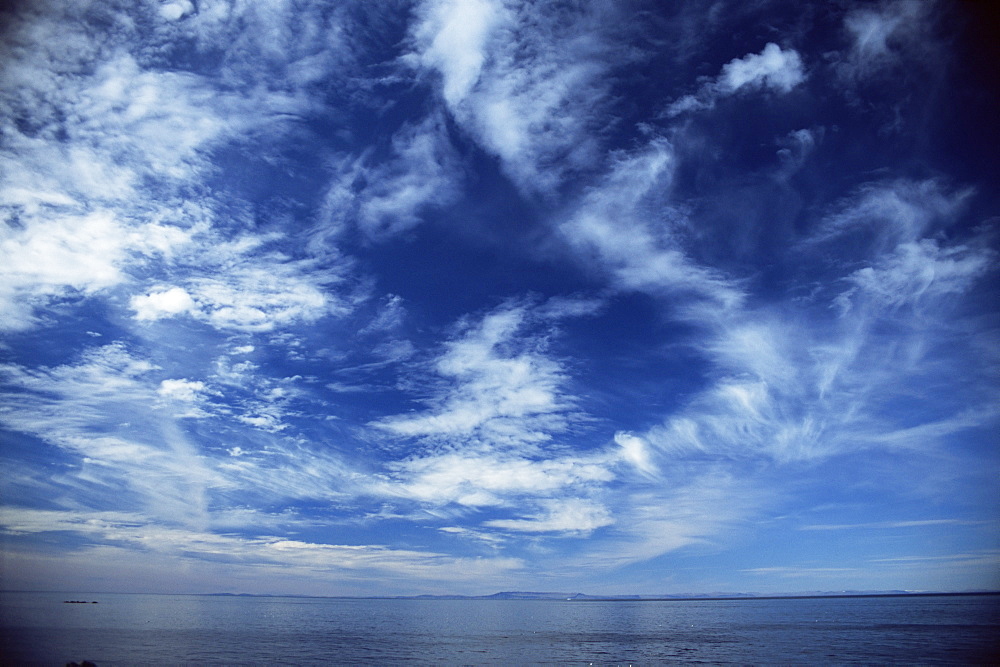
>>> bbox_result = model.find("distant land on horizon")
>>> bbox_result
[10,588,998,600]
[192,590,1000,602]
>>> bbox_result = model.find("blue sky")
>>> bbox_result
[0,0,997,597]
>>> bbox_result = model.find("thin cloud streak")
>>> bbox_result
[801,520,987,531]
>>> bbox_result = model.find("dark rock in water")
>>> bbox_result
[66,662,97,667]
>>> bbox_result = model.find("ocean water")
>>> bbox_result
[2,591,998,665]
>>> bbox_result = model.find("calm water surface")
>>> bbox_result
[2,591,998,665]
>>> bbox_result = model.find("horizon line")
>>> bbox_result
[6,590,999,601]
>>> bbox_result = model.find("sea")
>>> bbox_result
[1,591,998,665]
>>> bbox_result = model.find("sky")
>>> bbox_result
[0,0,997,597]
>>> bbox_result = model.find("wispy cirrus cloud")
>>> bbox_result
[741,567,859,577]
[802,519,986,531]
[837,238,993,313]
[805,179,973,251]
[575,470,765,569]
[870,550,1000,564]
[130,240,351,333]
[836,0,934,82]
[0,342,362,522]
[383,450,615,508]
[0,507,524,594]
[373,301,581,446]
[408,0,502,108]
[667,42,805,117]
[0,0,364,333]
[0,344,224,524]
[484,498,613,535]
[407,0,627,194]
[631,176,996,468]
[559,138,744,309]
[0,211,193,331]
[369,299,655,536]
[320,113,463,240]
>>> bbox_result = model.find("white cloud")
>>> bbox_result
[0,0,993,597]
[0,211,193,331]
[205,359,311,434]
[369,299,667,517]
[238,415,285,431]
[605,178,985,471]
[776,127,822,176]
[614,432,657,477]
[741,566,858,577]
[807,179,972,251]
[132,286,198,321]
[0,50,245,207]
[374,303,574,445]
[193,265,332,333]
[317,113,463,240]
[186,0,354,95]
[407,0,622,194]
[869,550,1000,565]
[838,0,928,81]
[667,43,805,117]
[808,180,991,319]
[846,8,904,62]
[0,342,380,523]
[484,498,613,535]
[576,472,763,568]
[0,1,360,334]
[643,374,828,463]
[707,320,797,386]
[838,239,993,312]
[0,343,158,401]
[214,443,366,505]
[640,289,993,465]
[357,115,462,238]
[720,42,805,93]
[372,339,416,364]
[0,507,524,591]
[559,138,743,308]
[0,344,230,525]
[129,235,350,332]
[409,0,503,107]
[360,294,407,335]
[159,0,194,21]
[633,190,994,466]
[802,518,983,531]
[386,451,615,508]
[157,378,206,403]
